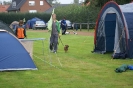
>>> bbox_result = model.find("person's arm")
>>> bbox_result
[23,28,27,38]
[64,20,67,26]
[56,21,60,33]
[61,20,64,25]
[22,25,27,38]
[15,27,18,37]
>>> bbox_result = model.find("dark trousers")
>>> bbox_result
[50,34,58,52]
[62,26,66,34]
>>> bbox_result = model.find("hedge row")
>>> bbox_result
[0,4,100,26]
[55,4,100,23]
[0,12,51,24]
[55,4,100,28]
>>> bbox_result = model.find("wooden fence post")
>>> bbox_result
[73,23,74,30]
[87,23,89,31]
[80,23,81,31]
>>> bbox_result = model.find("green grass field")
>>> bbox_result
[0,30,133,88]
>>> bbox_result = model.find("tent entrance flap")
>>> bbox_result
[105,13,116,52]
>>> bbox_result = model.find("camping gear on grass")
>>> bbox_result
[128,65,133,70]
[115,64,129,73]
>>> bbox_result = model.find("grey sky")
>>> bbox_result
[1,0,84,4]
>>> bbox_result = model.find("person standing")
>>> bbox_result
[61,17,67,35]
[50,14,61,53]
[15,20,27,39]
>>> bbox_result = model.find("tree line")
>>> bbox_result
[84,0,132,7]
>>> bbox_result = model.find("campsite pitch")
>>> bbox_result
[0,29,133,88]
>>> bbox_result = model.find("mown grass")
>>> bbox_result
[0,29,133,88]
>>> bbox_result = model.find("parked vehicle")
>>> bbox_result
[46,22,48,27]
[59,20,72,29]
[33,21,46,30]
[46,20,72,29]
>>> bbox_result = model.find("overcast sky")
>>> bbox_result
[57,0,84,4]
[2,0,84,4]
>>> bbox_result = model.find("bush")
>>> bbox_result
[0,12,51,24]
[55,4,100,24]
[0,4,100,29]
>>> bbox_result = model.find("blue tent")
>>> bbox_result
[93,1,133,58]
[0,30,37,71]
[26,17,45,29]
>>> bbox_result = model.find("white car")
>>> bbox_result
[59,20,72,29]
[33,21,46,30]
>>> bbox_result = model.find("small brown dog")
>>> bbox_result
[64,45,69,53]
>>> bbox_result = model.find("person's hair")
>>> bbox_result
[52,14,56,20]
[19,20,23,25]
[63,17,66,19]
[52,14,56,17]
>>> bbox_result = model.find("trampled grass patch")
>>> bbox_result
[0,30,133,88]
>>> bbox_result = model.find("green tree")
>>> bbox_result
[55,4,99,24]
[47,0,55,5]
[84,0,90,4]
[84,0,132,7]
[115,0,132,4]
[3,1,12,5]
[97,0,132,7]
[53,0,60,4]
[74,0,79,4]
